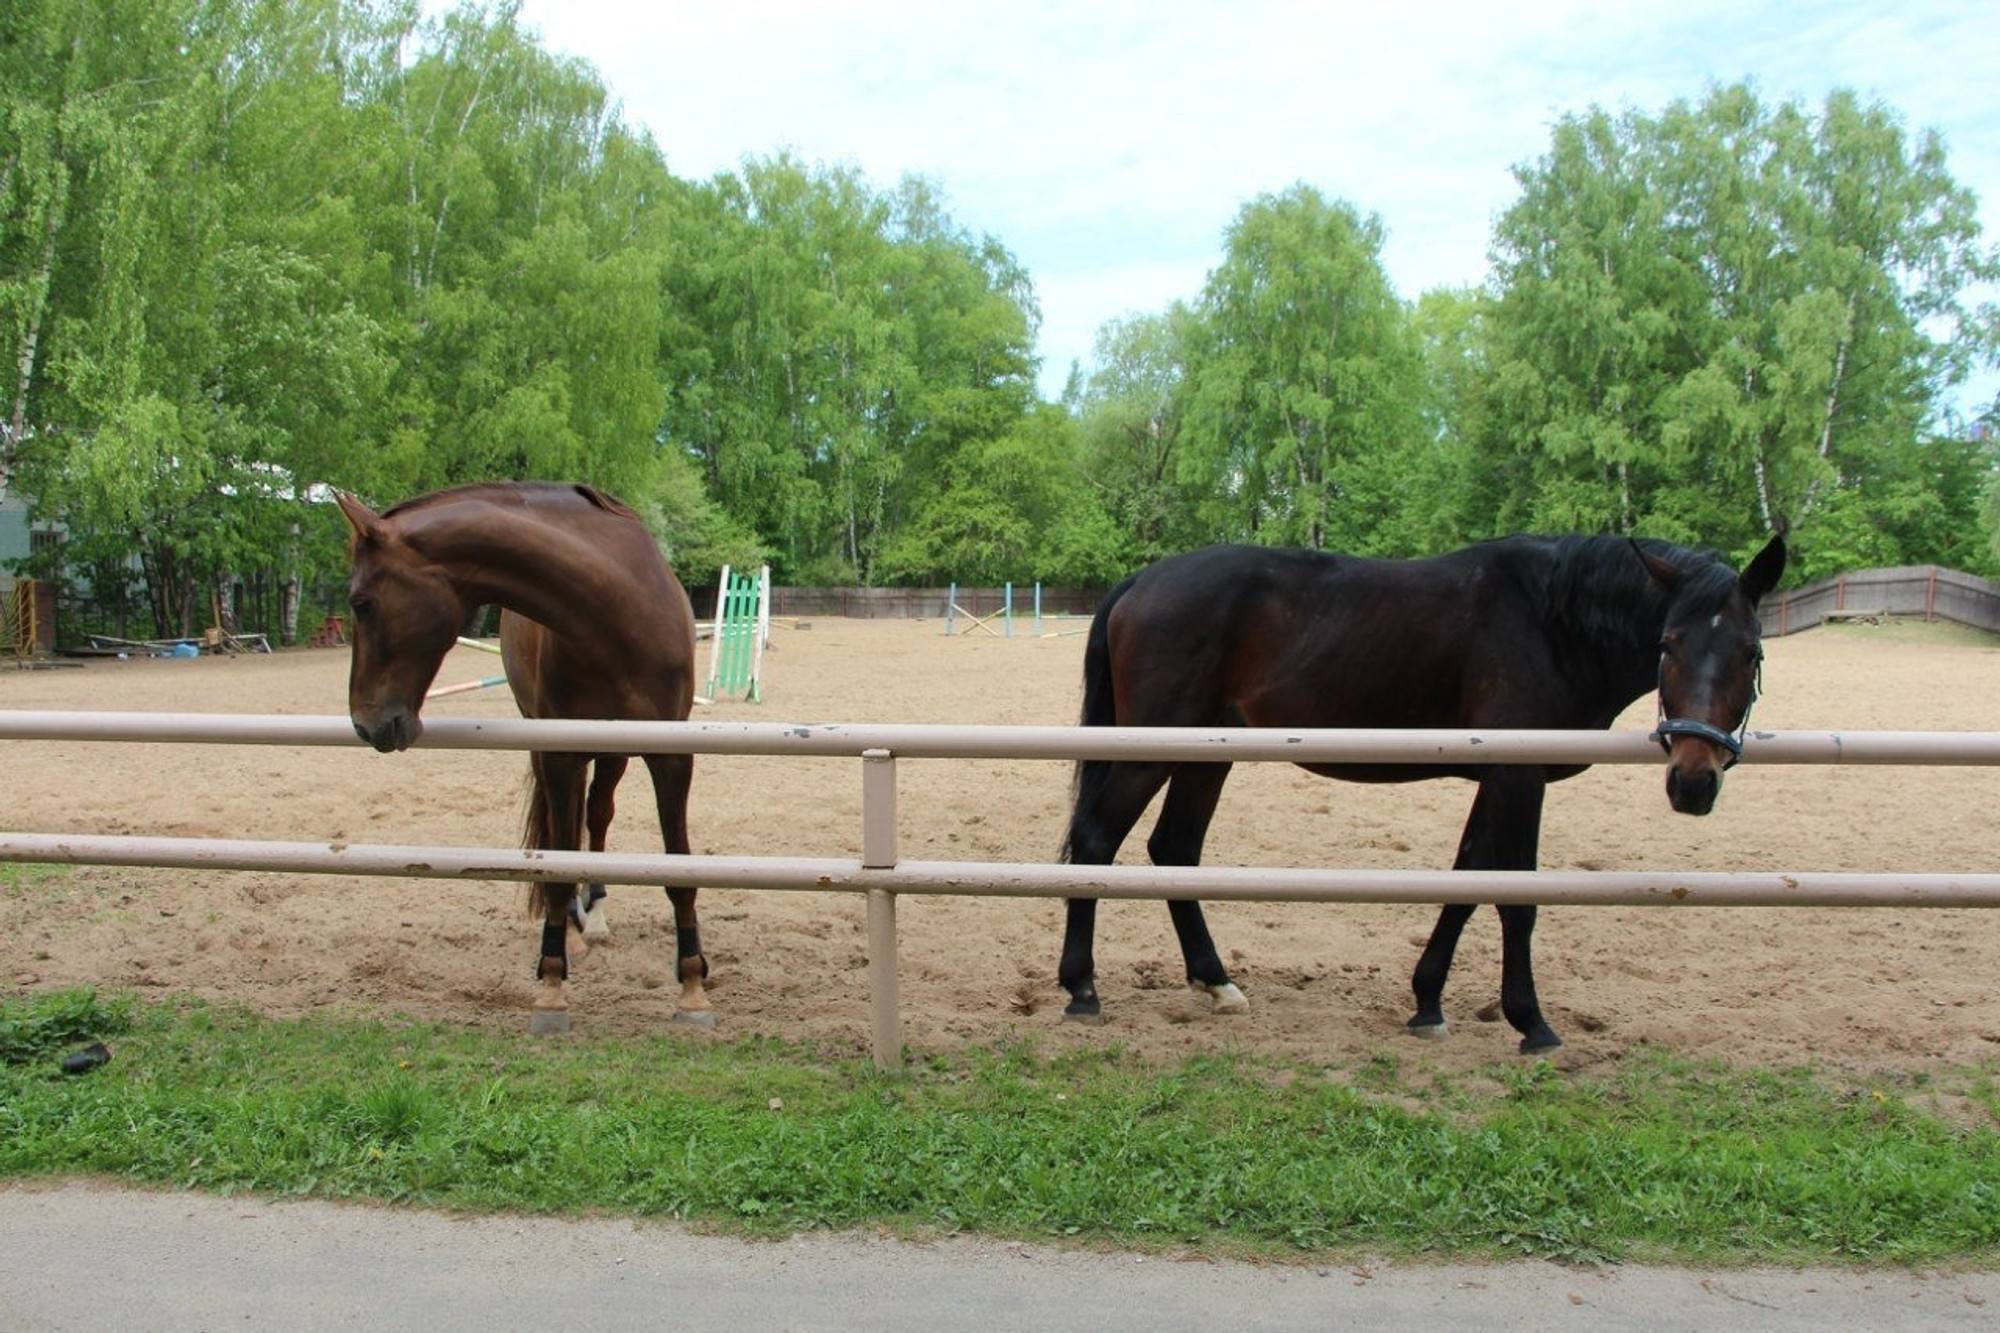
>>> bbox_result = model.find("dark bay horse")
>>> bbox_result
[1059,532,1787,1052]
[337,482,708,1033]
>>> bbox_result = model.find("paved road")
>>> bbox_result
[3,1182,1995,1331]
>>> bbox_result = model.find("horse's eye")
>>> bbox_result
[350,595,375,620]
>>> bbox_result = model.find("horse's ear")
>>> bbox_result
[334,491,380,546]
[1739,532,1787,606]
[1630,538,1684,595]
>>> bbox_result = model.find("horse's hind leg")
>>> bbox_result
[1148,763,1246,1015]
[1060,759,1173,1022]
[578,756,628,939]
[644,754,712,1027]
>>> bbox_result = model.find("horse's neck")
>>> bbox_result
[1556,570,1669,710]
[415,505,640,641]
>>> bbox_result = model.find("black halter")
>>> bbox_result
[1650,651,1761,771]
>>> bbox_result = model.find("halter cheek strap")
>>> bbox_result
[1651,656,1761,772]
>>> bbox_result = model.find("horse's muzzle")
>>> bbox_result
[354,709,422,753]
[1664,760,1721,816]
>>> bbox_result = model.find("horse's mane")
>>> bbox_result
[380,481,639,523]
[1503,534,1738,647]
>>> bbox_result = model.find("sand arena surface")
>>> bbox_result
[4,617,1999,1078]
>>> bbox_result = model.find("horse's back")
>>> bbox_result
[1102,542,1576,747]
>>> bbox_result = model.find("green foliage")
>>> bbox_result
[1179,186,1429,553]
[1467,84,1998,571]
[662,159,1045,583]
[7,4,1995,619]
[0,989,129,1066]
[6,992,2000,1264]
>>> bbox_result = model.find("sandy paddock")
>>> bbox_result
[3,616,1998,1080]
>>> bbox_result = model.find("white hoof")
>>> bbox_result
[1407,1021,1448,1041]
[581,900,611,940]
[673,1008,718,1030]
[1194,980,1249,1014]
[529,1008,571,1036]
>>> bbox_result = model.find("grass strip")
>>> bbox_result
[3,989,1997,1265]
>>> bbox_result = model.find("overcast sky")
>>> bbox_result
[498,0,1999,404]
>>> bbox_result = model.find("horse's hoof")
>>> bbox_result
[1062,999,1105,1026]
[529,1009,571,1036]
[673,1009,718,1030]
[1405,1018,1448,1040]
[1194,980,1249,1014]
[1518,1026,1563,1055]
[60,1042,111,1075]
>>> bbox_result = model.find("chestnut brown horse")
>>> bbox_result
[337,481,707,1033]
[1059,532,1786,1053]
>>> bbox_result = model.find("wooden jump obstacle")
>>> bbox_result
[702,565,771,703]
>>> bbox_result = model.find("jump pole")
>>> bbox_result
[425,674,506,700]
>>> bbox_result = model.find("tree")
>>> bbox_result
[1479,84,1998,576]
[661,156,1040,582]
[1072,308,1198,563]
[875,400,1122,585]
[1177,185,1428,552]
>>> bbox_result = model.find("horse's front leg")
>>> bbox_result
[666,886,712,1027]
[1058,897,1103,1022]
[532,882,579,1035]
[529,752,590,1034]
[1408,902,1477,1038]
[644,754,713,1027]
[1409,770,1559,1053]
[1497,902,1560,1053]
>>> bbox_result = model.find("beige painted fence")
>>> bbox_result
[4,711,2000,1068]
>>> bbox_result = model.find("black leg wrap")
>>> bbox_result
[677,925,707,979]
[538,917,567,980]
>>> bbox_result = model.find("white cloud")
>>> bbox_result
[503,0,1999,404]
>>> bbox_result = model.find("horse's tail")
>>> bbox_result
[1060,573,1137,863]
[521,766,557,918]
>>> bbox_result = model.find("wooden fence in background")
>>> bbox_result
[1761,566,2000,636]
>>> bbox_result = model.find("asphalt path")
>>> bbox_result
[3,1182,1996,1331]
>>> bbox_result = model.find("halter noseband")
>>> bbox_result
[1650,651,1761,771]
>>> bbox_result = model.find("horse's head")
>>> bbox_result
[337,492,464,753]
[1637,533,1786,816]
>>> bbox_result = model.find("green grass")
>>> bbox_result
[4,989,1999,1265]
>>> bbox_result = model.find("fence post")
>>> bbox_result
[862,749,900,1071]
